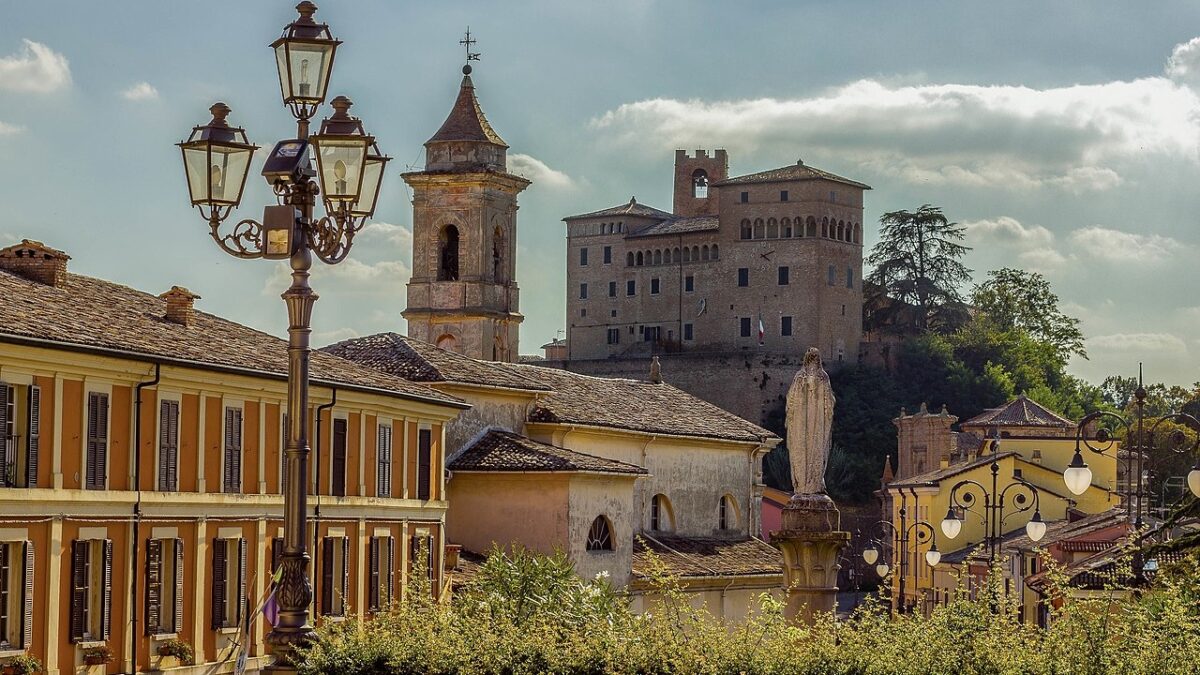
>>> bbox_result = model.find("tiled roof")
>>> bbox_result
[448,548,487,588]
[961,395,1075,429]
[426,75,507,147]
[506,362,777,443]
[0,267,464,407]
[626,216,720,239]
[449,429,647,475]
[888,451,1019,487]
[632,535,783,579]
[713,161,871,190]
[563,198,673,221]
[321,332,549,391]
[1001,509,1126,554]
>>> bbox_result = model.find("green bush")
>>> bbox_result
[298,545,1200,675]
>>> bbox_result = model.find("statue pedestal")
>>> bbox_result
[771,493,850,624]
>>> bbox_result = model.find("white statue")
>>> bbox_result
[786,347,835,495]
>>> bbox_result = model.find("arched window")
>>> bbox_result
[806,216,817,237]
[618,222,624,233]
[650,494,674,531]
[682,247,691,263]
[854,223,862,244]
[782,217,792,238]
[753,218,765,239]
[673,247,680,263]
[838,220,846,241]
[653,250,662,266]
[740,219,752,240]
[821,218,829,238]
[436,334,457,350]
[692,169,709,198]
[438,225,460,281]
[636,251,644,266]
[718,495,738,530]
[766,218,777,239]
[492,226,505,283]
[701,245,710,261]
[627,252,635,266]
[586,515,614,551]
[692,246,699,261]
[711,244,719,259]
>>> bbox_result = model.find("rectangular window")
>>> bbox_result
[210,537,246,630]
[739,317,752,338]
[158,400,179,492]
[417,429,432,500]
[650,278,660,295]
[579,248,588,266]
[377,424,393,497]
[684,275,694,292]
[69,539,113,642]
[368,536,395,612]
[85,392,109,490]
[145,538,183,636]
[740,191,749,203]
[781,316,793,336]
[830,190,837,202]
[320,536,350,617]
[626,280,636,296]
[644,326,661,342]
[737,268,749,287]
[607,328,620,345]
[780,190,789,202]
[603,246,612,264]
[223,407,243,494]
[410,535,435,581]
[828,265,837,286]
[579,283,588,300]
[0,540,34,649]
[608,281,616,297]
[331,418,347,497]
[778,266,790,285]
[0,383,40,489]
[847,266,854,289]
[683,323,694,341]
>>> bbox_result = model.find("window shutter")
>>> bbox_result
[320,538,334,615]
[25,386,39,487]
[417,430,432,500]
[386,536,395,605]
[280,412,289,495]
[368,537,380,611]
[69,540,87,642]
[211,539,227,629]
[332,419,347,498]
[237,538,247,626]
[174,539,185,633]
[145,538,162,634]
[225,408,243,493]
[376,425,391,497]
[21,540,34,648]
[271,537,284,576]
[159,401,179,492]
[0,384,8,487]
[87,393,110,490]
[426,536,434,581]
[340,537,349,614]
[101,539,113,640]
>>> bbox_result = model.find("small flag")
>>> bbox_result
[263,590,279,626]
[757,315,765,345]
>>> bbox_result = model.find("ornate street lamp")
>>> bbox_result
[175,3,386,667]
[1063,367,1200,579]
[862,504,938,615]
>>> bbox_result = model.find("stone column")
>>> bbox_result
[772,493,850,623]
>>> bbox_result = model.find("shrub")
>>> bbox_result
[156,638,194,664]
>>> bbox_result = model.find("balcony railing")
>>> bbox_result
[1,434,20,487]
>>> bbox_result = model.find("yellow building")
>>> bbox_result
[0,240,467,674]
[882,396,1119,614]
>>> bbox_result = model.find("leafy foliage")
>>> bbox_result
[971,268,1087,360]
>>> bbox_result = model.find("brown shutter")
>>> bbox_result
[174,539,185,633]
[101,539,113,640]
[237,538,247,626]
[280,412,289,495]
[271,537,284,576]
[25,386,39,487]
[320,538,334,615]
[386,536,395,605]
[377,426,391,497]
[332,419,347,498]
[224,408,243,493]
[21,540,34,648]
[368,537,380,611]
[0,384,8,487]
[145,539,162,634]
[211,538,227,629]
[159,401,179,491]
[417,430,432,500]
[426,536,434,581]
[85,393,109,490]
[69,540,87,642]
[340,537,349,615]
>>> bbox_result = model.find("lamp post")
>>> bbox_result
[176,3,389,667]
[1063,367,1200,580]
[862,506,939,615]
[940,432,1046,564]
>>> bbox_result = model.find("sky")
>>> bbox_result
[1,1,1199,387]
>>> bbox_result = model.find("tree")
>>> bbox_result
[971,268,1087,360]
[866,204,972,334]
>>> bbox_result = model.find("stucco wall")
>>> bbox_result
[566,474,638,587]
[445,473,571,556]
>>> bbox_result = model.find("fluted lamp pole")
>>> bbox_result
[176,3,389,668]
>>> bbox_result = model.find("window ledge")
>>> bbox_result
[216,627,239,635]
[322,615,347,623]
[0,648,28,658]
[151,632,179,641]
[77,640,106,649]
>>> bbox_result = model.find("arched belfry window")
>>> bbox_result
[492,226,505,283]
[692,169,709,198]
[586,516,614,552]
[650,494,675,532]
[718,494,738,530]
[438,225,460,281]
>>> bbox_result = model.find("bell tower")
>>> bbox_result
[402,59,530,362]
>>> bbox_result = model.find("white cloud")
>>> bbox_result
[1067,226,1184,263]
[508,153,575,189]
[1089,332,1188,354]
[967,217,1186,271]
[591,39,1200,192]
[0,121,20,136]
[0,40,70,93]
[965,216,1066,270]
[314,327,360,344]
[1166,37,1200,87]
[121,81,158,101]
[359,221,413,249]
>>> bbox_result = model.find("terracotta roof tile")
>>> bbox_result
[321,333,548,391]
[888,451,1019,487]
[632,535,782,578]
[449,429,647,475]
[962,395,1075,429]
[713,161,871,190]
[426,75,506,147]
[0,267,463,407]
[626,216,720,239]
[563,198,673,221]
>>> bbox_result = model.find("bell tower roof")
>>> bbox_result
[426,69,508,148]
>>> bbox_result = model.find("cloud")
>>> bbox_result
[1088,332,1188,354]
[359,221,413,249]
[1067,226,1184,263]
[0,40,70,93]
[314,327,360,343]
[508,153,575,189]
[0,122,20,136]
[965,216,1066,270]
[966,217,1186,271]
[591,39,1200,192]
[1166,37,1200,87]
[121,82,158,101]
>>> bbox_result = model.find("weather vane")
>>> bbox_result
[461,27,481,64]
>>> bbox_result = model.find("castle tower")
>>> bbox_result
[892,403,958,479]
[402,64,530,362]
[672,148,728,217]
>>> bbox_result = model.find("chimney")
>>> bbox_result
[649,356,662,384]
[160,286,201,327]
[1031,449,1043,465]
[0,240,70,287]
[939,454,951,470]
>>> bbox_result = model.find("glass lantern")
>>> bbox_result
[309,96,374,207]
[178,102,258,209]
[271,1,340,107]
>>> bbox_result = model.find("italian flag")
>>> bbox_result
[758,315,765,344]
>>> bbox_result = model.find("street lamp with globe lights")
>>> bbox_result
[176,2,389,667]
[861,505,939,615]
